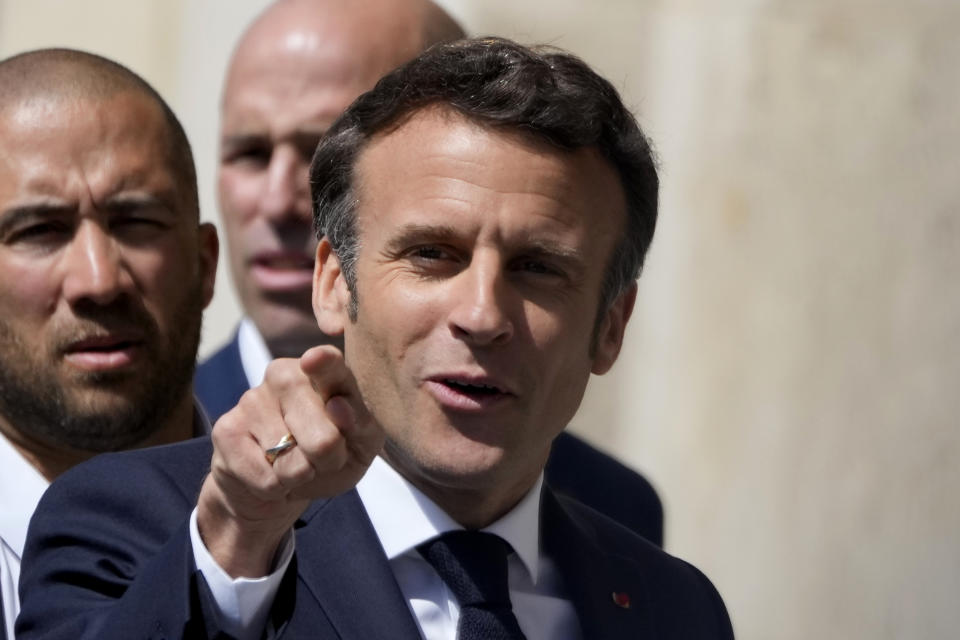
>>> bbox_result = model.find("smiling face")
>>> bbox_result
[217,0,425,356]
[0,90,217,454]
[314,108,636,525]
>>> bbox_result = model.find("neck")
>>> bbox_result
[0,424,94,482]
[0,393,196,483]
[136,392,198,448]
[264,330,343,360]
[382,445,543,530]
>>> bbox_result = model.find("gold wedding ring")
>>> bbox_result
[264,433,297,464]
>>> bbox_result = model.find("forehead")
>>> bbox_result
[221,18,422,137]
[0,92,181,204]
[354,108,627,246]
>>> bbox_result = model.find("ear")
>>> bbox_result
[591,283,637,375]
[312,237,349,336]
[197,222,219,309]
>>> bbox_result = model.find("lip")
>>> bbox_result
[424,373,516,412]
[62,335,144,372]
[249,250,315,292]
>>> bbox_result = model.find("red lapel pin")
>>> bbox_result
[612,591,631,609]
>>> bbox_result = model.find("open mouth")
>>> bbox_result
[72,340,137,352]
[426,374,516,411]
[66,334,142,353]
[255,255,314,270]
[250,251,316,291]
[441,379,505,397]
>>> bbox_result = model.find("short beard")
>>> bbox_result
[0,281,204,453]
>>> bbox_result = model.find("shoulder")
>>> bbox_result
[195,331,249,422]
[36,438,212,524]
[196,333,243,381]
[198,332,241,368]
[547,432,663,544]
[549,492,734,638]
[19,439,215,638]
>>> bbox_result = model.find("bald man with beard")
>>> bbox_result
[195,0,664,545]
[0,48,218,638]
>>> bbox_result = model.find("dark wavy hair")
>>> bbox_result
[311,36,658,317]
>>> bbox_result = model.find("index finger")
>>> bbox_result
[298,345,377,443]
[299,344,358,402]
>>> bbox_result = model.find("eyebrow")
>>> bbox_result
[0,193,175,236]
[221,130,325,149]
[383,222,586,268]
[101,192,172,213]
[220,133,267,148]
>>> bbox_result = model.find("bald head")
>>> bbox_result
[0,48,199,218]
[224,0,464,108]
[215,0,465,358]
[2,48,155,106]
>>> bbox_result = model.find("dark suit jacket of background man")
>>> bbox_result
[17,437,732,639]
[195,328,665,545]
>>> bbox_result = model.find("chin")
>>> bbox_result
[399,440,510,487]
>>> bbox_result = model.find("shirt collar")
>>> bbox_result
[356,456,543,583]
[192,399,214,436]
[0,400,209,559]
[0,433,50,558]
[237,316,271,389]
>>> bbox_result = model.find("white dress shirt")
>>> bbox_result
[3,404,211,640]
[0,434,49,640]
[192,456,582,640]
[237,316,272,390]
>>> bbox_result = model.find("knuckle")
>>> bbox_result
[277,459,316,488]
[263,358,298,387]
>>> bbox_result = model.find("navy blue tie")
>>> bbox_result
[417,531,527,640]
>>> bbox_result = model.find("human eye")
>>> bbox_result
[0,209,73,249]
[515,258,560,276]
[221,137,272,168]
[410,245,451,261]
[4,221,70,245]
[510,254,568,281]
[397,243,464,279]
[112,214,167,231]
[108,200,173,240]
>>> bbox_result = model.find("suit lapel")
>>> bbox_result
[542,488,656,639]
[194,330,250,423]
[291,490,423,640]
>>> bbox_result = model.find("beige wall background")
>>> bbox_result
[2,1,958,637]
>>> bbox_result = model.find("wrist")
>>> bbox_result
[196,474,295,578]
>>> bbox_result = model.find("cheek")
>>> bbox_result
[218,168,263,228]
[523,302,590,355]
[129,241,197,304]
[345,284,430,393]
[0,259,57,320]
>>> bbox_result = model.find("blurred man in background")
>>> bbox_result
[0,48,217,638]
[196,0,663,543]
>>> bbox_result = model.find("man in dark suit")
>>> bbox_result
[0,49,218,639]
[196,0,663,545]
[20,37,732,639]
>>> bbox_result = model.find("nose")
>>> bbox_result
[260,145,309,224]
[447,257,515,347]
[61,221,131,306]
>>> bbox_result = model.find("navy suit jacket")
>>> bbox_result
[195,332,664,546]
[18,438,732,639]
